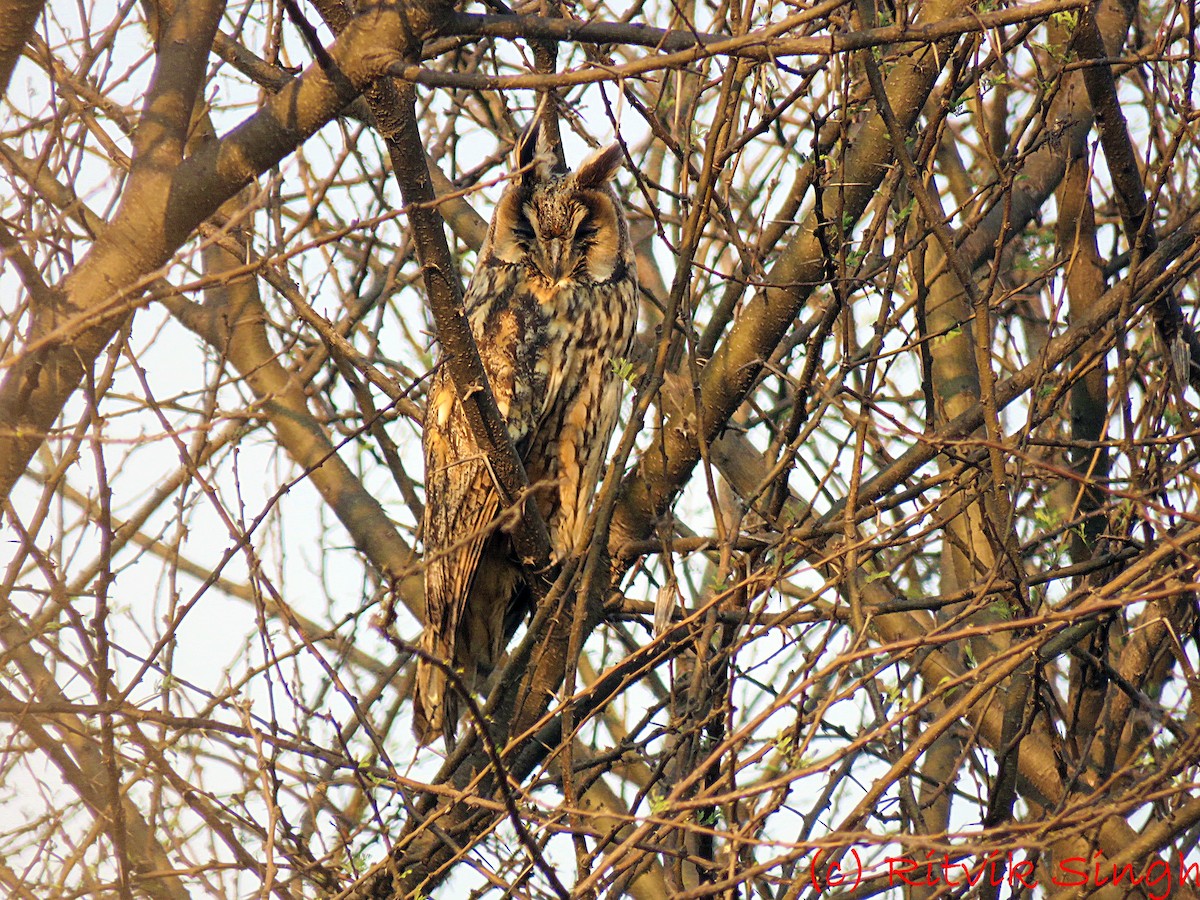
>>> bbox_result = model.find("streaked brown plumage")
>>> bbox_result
[413,125,638,745]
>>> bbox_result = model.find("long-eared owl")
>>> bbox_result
[414,124,638,745]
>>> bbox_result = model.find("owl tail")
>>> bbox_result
[412,658,445,746]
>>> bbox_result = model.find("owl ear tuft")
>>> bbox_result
[514,120,555,185]
[575,143,624,189]
[515,120,539,171]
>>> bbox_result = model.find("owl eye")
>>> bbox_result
[577,220,599,242]
[512,221,536,243]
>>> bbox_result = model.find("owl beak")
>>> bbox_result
[544,238,567,283]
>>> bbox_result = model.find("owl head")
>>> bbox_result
[485,122,632,287]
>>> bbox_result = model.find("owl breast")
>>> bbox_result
[509,267,637,554]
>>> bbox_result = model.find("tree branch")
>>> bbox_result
[1073,4,1200,389]
[0,4,408,506]
[609,0,969,551]
[442,2,1087,63]
[0,0,46,97]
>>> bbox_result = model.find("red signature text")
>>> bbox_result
[807,848,1200,898]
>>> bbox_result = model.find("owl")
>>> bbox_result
[413,124,638,745]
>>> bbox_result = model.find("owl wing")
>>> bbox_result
[414,266,536,743]
[420,365,503,656]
